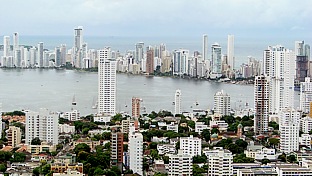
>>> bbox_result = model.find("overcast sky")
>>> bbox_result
[0,0,311,38]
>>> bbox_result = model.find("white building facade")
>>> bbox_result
[214,90,231,116]
[174,89,181,115]
[300,77,312,113]
[98,47,117,115]
[25,108,59,145]
[168,150,192,176]
[129,132,143,176]
[180,135,202,157]
[205,147,233,176]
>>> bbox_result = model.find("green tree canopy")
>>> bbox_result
[74,143,91,155]
[31,137,41,145]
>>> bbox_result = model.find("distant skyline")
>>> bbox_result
[0,0,311,39]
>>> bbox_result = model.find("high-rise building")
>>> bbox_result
[129,131,143,176]
[227,35,234,70]
[300,77,312,113]
[173,49,189,76]
[168,150,192,176]
[254,75,270,134]
[211,43,222,79]
[132,97,141,118]
[203,34,208,61]
[38,42,44,67]
[179,135,202,157]
[135,42,144,64]
[146,49,154,75]
[55,47,61,67]
[214,90,231,116]
[73,26,83,67]
[14,49,21,67]
[98,47,116,115]
[7,126,21,147]
[29,47,37,67]
[60,44,67,65]
[25,108,59,145]
[3,36,10,57]
[206,147,233,176]
[279,108,300,153]
[295,41,310,84]
[111,132,124,170]
[13,32,19,52]
[263,45,296,113]
[174,89,181,115]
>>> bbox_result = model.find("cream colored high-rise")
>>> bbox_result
[98,47,116,115]
[8,126,21,147]
[227,35,234,70]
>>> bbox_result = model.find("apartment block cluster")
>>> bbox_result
[1,28,264,80]
[254,41,312,154]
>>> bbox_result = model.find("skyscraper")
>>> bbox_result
[129,131,143,176]
[25,108,59,145]
[98,47,117,115]
[3,36,10,57]
[146,49,154,75]
[174,89,181,115]
[214,90,231,116]
[13,32,19,53]
[227,35,234,70]
[38,42,44,67]
[132,97,141,118]
[74,26,83,67]
[55,47,61,67]
[211,43,222,79]
[135,42,144,64]
[300,77,312,113]
[254,75,270,134]
[203,34,208,61]
[263,45,296,113]
[173,49,189,76]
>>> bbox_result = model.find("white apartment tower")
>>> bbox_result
[179,135,202,157]
[214,90,231,116]
[98,47,117,115]
[135,42,144,64]
[25,108,59,145]
[206,147,233,176]
[168,150,192,176]
[300,77,312,113]
[263,45,296,113]
[73,26,83,67]
[254,75,270,134]
[13,32,19,52]
[129,131,143,176]
[279,108,300,153]
[203,34,208,61]
[173,49,189,76]
[38,42,44,67]
[174,89,181,115]
[3,36,10,57]
[227,35,234,70]
[211,43,222,79]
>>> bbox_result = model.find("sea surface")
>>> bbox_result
[0,69,300,116]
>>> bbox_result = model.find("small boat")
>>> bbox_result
[72,95,77,106]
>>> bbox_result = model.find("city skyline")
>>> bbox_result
[0,0,311,39]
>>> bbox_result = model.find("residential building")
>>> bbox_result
[254,75,270,134]
[63,109,80,121]
[98,47,116,115]
[111,132,123,170]
[299,134,311,147]
[237,168,277,176]
[7,126,21,147]
[58,124,75,134]
[51,163,83,174]
[53,169,84,176]
[157,144,176,155]
[301,116,312,134]
[173,49,189,76]
[210,120,229,132]
[279,108,300,153]
[168,150,192,176]
[211,43,222,79]
[300,77,312,113]
[180,135,202,157]
[174,89,181,115]
[214,90,231,116]
[203,34,208,61]
[146,49,154,75]
[166,122,179,133]
[73,26,83,67]
[73,138,100,150]
[132,97,141,118]
[263,45,296,113]
[25,108,59,145]
[38,42,44,67]
[26,142,57,154]
[275,165,312,176]
[121,118,130,133]
[129,131,143,176]
[135,42,144,64]
[227,35,235,70]
[206,147,233,176]
[195,122,208,134]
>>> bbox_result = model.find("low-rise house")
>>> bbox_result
[151,136,169,143]
[59,124,75,134]
[166,122,179,133]
[195,122,208,134]
[299,134,311,148]
[157,144,176,155]
[54,153,77,164]
[210,120,228,132]
[26,142,56,154]
[73,138,100,150]
[51,163,83,174]
[88,129,109,137]
[254,148,278,161]
[53,169,85,176]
